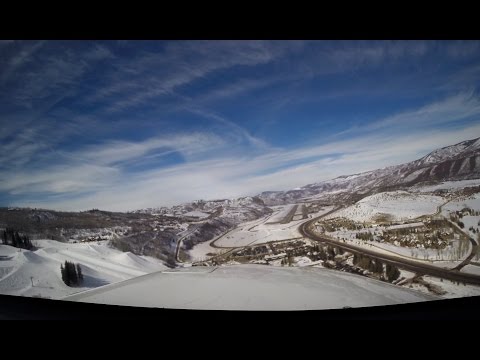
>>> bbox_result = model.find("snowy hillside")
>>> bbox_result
[411,179,480,193]
[325,191,444,223]
[64,265,435,310]
[259,137,480,205]
[0,240,167,299]
[418,137,480,165]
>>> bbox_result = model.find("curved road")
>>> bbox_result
[299,216,480,286]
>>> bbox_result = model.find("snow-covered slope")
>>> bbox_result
[0,240,167,299]
[417,138,480,166]
[64,264,434,310]
[325,191,444,223]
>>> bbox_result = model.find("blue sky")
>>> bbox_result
[1,40,480,211]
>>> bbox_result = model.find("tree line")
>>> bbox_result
[352,253,400,282]
[1,227,34,250]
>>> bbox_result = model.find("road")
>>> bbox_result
[299,215,480,286]
[175,227,199,263]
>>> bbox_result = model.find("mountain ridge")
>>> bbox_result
[257,136,480,205]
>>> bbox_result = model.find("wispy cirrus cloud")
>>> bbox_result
[85,41,300,113]
[0,41,45,85]
[2,40,480,211]
[334,91,480,137]
[13,120,480,212]
[6,97,480,211]
[0,41,118,109]
[69,132,226,165]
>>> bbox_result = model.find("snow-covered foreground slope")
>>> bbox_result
[64,264,435,310]
[327,191,444,223]
[0,240,167,299]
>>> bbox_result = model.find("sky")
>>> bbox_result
[1,40,480,211]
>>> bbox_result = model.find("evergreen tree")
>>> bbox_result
[353,253,359,266]
[23,235,33,250]
[358,255,372,270]
[76,263,83,282]
[11,231,17,247]
[2,230,6,245]
[60,263,68,286]
[15,232,23,248]
[318,247,326,261]
[69,261,78,285]
[61,261,82,286]
[374,260,384,274]
[287,255,294,266]
[327,246,336,260]
[386,264,401,282]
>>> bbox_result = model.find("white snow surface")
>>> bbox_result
[0,240,167,299]
[266,204,297,223]
[64,264,434,310]
[411,179,480,193]
[326,191,444,222]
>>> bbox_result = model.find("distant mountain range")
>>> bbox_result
[258,137,480,205]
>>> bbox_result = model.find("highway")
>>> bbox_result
[299,215,480,286]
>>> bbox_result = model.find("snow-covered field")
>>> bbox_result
[441,192,480,240]
[411,179,480,193]
[266,204,297,223]
[410,275,480,299]
[187,236,228,262]
[0,240,167,299]
[64,264,435,310]
[442,193,480,213]
[325,191,444,223]
[214,219,304,247]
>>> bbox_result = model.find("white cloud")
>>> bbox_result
[12,119,480,212]
[336,91,480,138]
[4,41,480,211]
[185,108,269,150]
[86,41,297,113]
[71,132,226,165]
[0,164,119,195]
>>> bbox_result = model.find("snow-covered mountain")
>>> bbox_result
[259,137,480,205]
